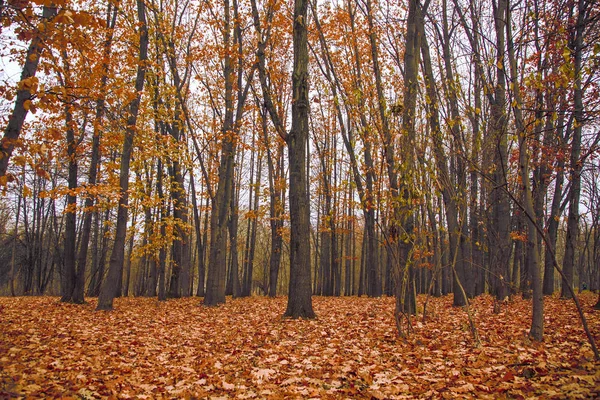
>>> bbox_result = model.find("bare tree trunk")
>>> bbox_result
[190,170,205,298]
[227,176,242,297]
[242,152,261,297]
[10,172,22,296]
[561,0,586,299]
[310,0,379,299]
[440,0,470,300]
[506,1,543,339]
[284,0,315,319]
[97,0,149,310]
[123,207,138,297]
[196,196,209,297]
[167,157,188,299]
[205,0,252,305]
[394,0,422,317]
[489,0,512,302]
[419,17,465,307]
[60,104,77,303]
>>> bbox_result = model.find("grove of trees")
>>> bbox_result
[0,0,599,343]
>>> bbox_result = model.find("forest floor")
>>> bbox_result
[0,293,599,399]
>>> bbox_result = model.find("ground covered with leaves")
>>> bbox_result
[1,294,599,399]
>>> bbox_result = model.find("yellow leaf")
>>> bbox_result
[23,99,31,111]
[18,77,39,94]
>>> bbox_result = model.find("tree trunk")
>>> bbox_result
[440,0,470,299]
[156,161,168,301]
[561,0,586,299]
[489,0,512,302]
[87,209,108,297]
[190,170,205,298]
[419,18,465,307]
[60,104,77,303]
[244,153,261,297]
[73,0,118,305]
[196,196,209,297]
[284,0,315,319]
[0,5,58,178]
[506,2,543,339]
[394,0,422,316]
[167,158,188,299]
[96,0,148,310]
[227,176,241,297]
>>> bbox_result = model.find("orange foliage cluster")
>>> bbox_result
[0,294,598,399]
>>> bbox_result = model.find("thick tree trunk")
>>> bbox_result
[204,147,233,305]
[394,0,422,316]
[469,42,484,297]
[489,0,512,302]
[284,0,314,319]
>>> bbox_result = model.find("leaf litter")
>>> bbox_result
[0,293,598,399]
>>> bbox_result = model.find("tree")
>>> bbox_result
[561,0,592,299]
[506,0,543,340]
[74,1,119,304]
[284,0,314,319]
[0,4,58,179]
[205,0,253,306]
[97,0,149,310]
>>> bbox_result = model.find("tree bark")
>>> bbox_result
[419,13,465,307]
[284,0,315,319]
[97,0,149,310]
[561,0,586,299]
[440,0,470,299]
[489,0,512,302]
[60,105,77,303]
[394,0,423,316]
[506,2,543,339]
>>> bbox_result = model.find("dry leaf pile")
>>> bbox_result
[1,293,599,399]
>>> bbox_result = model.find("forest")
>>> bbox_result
[0,0,599,397]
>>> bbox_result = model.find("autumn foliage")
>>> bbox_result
[1,0,600,397]
[1,294,599,399]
